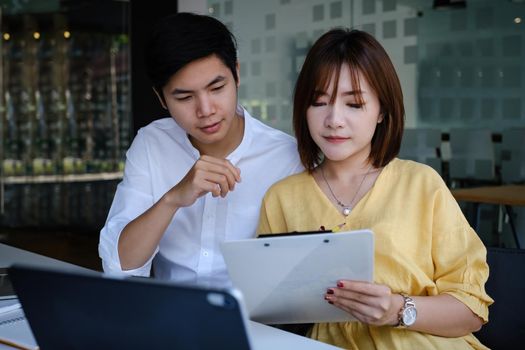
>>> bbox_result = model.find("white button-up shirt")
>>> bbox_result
[99,107,303,287]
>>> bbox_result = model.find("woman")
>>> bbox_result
[257,29,492,349]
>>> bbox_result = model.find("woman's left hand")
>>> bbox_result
[324,280,403,326]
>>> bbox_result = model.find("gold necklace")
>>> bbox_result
[320,164,373,217]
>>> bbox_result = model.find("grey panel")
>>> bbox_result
[330,1,342,19]
[404,17,418,36]
[251,38,261,54]
[439,97,455,120]
[313,4,325,22]
[441,43,453,57]
[419,97,435,121]
[252,61,261,76]
[502,35,522,57]
[502,98,522,120]
[501,66,521,88]
[457,41,473,57]
[266,82,277,97]
[265,13,276,30]
[281,81,293,99]
[362,23,376,36]
[475,7,494,29]
[383,20,397,39]
[211,3,220,16]
[240,62,247,78]
[383,0,396,12]
[267,105,277,119]
[251,105,262,117]
[440,66,455,87]
[477,38,494,57]
[480,66,496,88]
[404,45,418,64]
[460,98,475,120]
[426,43,441,58]
[362,0,375,15]
[459,66,474,87]
[419,63,434,87]
[480,98,496,119]
[265,36,276,52]
[280,0,291,4]
[239,85,247,99]
[224,1,233,15]
[450,11,467,31]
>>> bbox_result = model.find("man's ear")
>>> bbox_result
[153,87,168,110]
[235,61,241,88]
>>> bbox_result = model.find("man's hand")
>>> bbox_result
[165,155,241,208]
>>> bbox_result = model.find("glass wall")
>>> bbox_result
[206,0,524,132]
[0,0,131,230]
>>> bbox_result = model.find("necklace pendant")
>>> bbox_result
[342,207,351,216]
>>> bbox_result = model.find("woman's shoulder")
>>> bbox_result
[385,158,447,191]
[265,171,312,196]
[389,158,443,180]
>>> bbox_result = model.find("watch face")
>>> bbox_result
[403,306,417,326]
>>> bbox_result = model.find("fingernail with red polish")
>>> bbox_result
[326,288,334,294]
[328,301,334,305]
[337,281,344,288]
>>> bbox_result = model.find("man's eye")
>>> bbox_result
[175,96,191,101]
[211,84,225,91]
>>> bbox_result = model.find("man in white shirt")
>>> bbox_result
[98,12,302,287]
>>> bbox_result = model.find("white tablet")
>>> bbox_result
[221,229,374,324]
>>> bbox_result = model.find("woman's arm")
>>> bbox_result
[324,280,483,337]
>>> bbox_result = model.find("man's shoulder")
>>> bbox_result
[247,115,296,145]
[138,117,178,133]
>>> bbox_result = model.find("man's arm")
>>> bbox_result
[117,155,241,270]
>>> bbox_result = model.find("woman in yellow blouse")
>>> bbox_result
[257,29,493,350]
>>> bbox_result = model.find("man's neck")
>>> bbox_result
[194,114,245,158]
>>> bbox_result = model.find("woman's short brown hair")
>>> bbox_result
[293,29,405,171]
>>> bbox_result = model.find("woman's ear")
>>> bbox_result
[153,87,168,110]
[377,113,384,124]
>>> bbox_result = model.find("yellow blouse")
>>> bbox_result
[257,159,493,350]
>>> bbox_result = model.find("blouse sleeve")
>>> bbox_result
[431,186,494,323]
[256,188,290,235]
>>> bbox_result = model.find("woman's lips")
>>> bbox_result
[324,136,349,143]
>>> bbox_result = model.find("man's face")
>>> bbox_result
[159,54,241,154]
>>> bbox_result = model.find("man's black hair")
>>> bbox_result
[144,12,238,93]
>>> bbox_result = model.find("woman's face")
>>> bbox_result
[306,64,383,164]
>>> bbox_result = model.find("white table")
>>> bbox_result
[0,243,340,350]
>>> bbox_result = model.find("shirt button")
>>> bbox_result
[203,250,209,257]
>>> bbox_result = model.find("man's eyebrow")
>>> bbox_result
[171,75,227,95]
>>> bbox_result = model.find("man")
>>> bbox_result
[99,12,302,287]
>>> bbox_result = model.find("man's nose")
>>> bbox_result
[196,94,216,118]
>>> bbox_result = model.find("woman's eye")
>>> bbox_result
[348,103,363,109]
[311,101,326,107]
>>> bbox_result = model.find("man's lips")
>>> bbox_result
[199,121,222,134]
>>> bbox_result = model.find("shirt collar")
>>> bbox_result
[176,104,254,164]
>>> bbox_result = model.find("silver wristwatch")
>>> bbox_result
[396,294,417,328]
